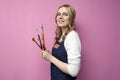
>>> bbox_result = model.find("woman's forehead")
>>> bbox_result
[58,7,69,13]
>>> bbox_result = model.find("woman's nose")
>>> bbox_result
[59,14,63,18]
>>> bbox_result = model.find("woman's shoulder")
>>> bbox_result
[67,30,79,38]
[64,30,81,49]
[64,30,80,43]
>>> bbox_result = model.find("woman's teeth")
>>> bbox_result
[59,20,64,23]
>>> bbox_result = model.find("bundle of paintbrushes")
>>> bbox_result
[32,24,46,50]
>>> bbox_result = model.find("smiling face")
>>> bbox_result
[55,5,76,39]
[56,7,71,29]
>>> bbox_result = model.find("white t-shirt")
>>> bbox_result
[64,30,81,77]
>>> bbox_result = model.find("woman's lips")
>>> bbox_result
[58,19,64,24]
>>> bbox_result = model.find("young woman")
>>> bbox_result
[41,4,81,80]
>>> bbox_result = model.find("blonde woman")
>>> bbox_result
[41,4,81,80]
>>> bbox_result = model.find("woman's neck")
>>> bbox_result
[61,27,68,34]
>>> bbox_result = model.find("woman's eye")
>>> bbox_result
[56,13,61,16]
[63,12,68,16]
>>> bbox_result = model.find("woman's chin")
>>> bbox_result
[58,25,64,27]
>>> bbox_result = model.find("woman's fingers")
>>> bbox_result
[40,50,52,61]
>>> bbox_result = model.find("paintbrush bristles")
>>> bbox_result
[32,38,36,42]
[32,37,41,49]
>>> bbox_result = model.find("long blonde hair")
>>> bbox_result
[55,4,76,41]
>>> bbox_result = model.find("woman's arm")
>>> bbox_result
[64,31,81,77]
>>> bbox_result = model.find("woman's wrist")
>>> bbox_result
[49,55,55,63]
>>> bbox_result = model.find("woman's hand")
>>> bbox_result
[40,50,69,75]
[40,50,53,62]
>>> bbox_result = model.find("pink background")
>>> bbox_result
[0,0,120,80]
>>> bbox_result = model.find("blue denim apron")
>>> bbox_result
[51,40,76,80]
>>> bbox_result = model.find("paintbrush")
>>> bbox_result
[38,34,42,49]
[32,37,41,49]
[41,24,46,50]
